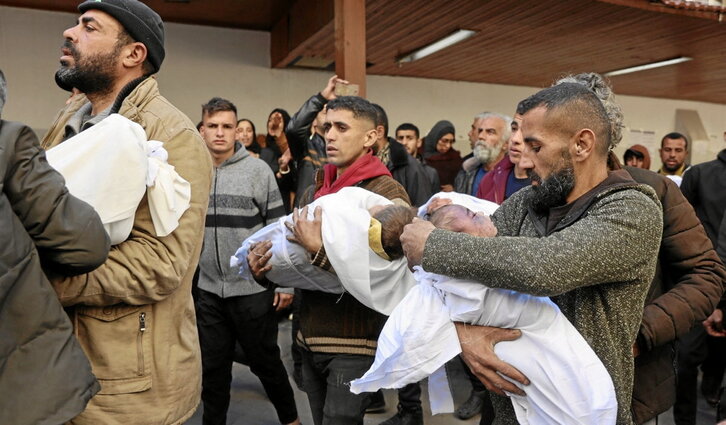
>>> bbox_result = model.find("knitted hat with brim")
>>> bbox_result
[78,0,165,73]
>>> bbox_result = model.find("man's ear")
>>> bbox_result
[363,129,378,148]
[573,129,597,161]
[121,42,148,69]
[416,138,423,149]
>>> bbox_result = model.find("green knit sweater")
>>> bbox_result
[422,175,662,425]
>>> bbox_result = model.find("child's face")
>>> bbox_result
[435,205,495,237]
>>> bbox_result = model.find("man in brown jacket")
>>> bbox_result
[41,1,212,424]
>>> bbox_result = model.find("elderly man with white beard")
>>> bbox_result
[455,113,511,196]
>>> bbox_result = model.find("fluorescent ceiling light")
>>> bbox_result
[397,29,477,64]
[604,56,692,77]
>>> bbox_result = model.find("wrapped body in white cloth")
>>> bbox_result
[230,186,416,315]
[44,114,191,245]
[350,194,618,425]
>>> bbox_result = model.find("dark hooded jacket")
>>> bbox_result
[385,136,434,206]
[423,120,462,187]
[0,120,109,425]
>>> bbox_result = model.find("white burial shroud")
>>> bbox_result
[230,186,416,316]
[350,192,618,425]
[45,114,191,245]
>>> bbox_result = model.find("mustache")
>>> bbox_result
[61,39,78,57]
[527,169,542,184]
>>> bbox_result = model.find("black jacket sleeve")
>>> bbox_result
[285,93,328,162]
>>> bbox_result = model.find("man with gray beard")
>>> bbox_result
[455,113,511,196]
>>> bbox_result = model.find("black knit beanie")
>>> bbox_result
[78,0,165,74]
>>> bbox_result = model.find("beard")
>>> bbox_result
[473,142,502,166]
[55,40,119,96]
[526,154,576,215]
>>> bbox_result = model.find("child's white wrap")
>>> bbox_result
[351,192,617,424]
[45,114,191,244]
[230,187,416,315]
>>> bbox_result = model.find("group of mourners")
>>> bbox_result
[2,1,725,425]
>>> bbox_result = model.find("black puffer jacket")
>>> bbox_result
[0,120,109,425]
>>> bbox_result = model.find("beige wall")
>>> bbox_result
[2,5,724,168]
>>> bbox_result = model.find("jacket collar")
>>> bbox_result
[528,169,651,236]
[218,142,249,167]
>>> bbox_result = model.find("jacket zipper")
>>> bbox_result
[137,312,146,376]
[212,168,224,278]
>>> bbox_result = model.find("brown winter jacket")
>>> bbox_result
[1,120,109,425]
[41,77,213,425]
[624,166,725,424]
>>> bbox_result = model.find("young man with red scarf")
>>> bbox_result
[249,96,410,425]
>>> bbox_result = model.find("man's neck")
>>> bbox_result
[86,72,144,116]
[212,150,235,167]
[375,137,389,152]
[513,163,528,179]
[566,163,608,203]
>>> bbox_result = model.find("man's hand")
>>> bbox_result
[286,206,323,254]
[704,308,726,337]
[455,322,529,396]
[401,217,435,267]
[273,292,294,312]
[320,75,350,101]
[247,241,273,281]
[440,184,454,192]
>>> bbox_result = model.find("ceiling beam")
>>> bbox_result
[270,0,334,68]
[334,0,366,97]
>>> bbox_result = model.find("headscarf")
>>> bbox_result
[625,144,651,169]
[423,120,456,158]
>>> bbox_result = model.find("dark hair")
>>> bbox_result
[396,123,420,139]
[238,118,257,139]
[371,103,389,136]
[326,96,378,129]
[517,83,611,155]
[373,205,417,260]
[661,132,689,149]
[623,149,644,162]
[202,97,237,118]
[117,28,155,76]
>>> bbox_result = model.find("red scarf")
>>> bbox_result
[314,151,392,199]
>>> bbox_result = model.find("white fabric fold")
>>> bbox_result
[350,268,618,424]
[45,114,190,244]
[417,191,499,218]
[231,187,416,315]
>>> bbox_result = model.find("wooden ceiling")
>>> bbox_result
[4,0,726,104]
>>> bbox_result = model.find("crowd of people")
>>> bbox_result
[1,1,726,425]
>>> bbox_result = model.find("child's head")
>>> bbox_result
[429,204,493,237]
[370,205,417,260]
